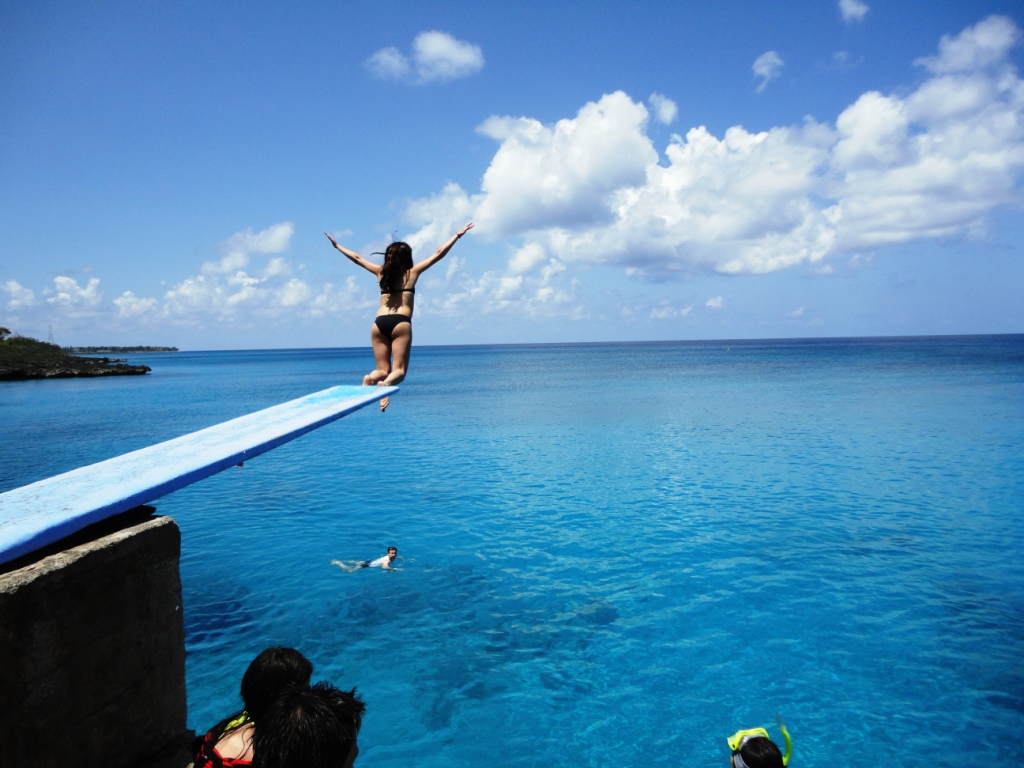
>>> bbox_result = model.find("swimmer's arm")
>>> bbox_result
[324,233,382,276]
[412,222,474,275]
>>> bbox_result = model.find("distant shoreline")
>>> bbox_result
[63,346,179,354]
[1,336,152,381]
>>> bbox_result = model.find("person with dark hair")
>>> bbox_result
[727,719,791,768]
[252,682,366,768]
[730,735,785,768]
[325,222,474,411]
[332,545,401,573]
[193,647,314,767]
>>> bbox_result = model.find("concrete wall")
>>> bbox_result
[0,509,191,768]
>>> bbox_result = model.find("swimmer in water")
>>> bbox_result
[325,223,474,412]
[332,546,402,572]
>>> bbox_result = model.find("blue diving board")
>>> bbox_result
[0,384,396,567]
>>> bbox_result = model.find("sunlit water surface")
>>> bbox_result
[2,337,1022,767]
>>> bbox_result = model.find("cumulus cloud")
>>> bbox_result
[473,92,658,235]
[422,257,574,319]
[508,242,547,274]
[650,304,692,319]
[839,0,869,24]
[113,291,158,318]
[788,306,805,318]
[649,93,678,125]
[414,31,484,81]
[915,15,1019,74]
[2,222,378,334]
[365,47,410,80]
[753,51,784,92]
[48,277,102,310]
[264,257,291,278]
[201,222,294,275]
[401,16,1024,280]
[366,31,484,83]
[706,296,724,309]
[3,280,35,309]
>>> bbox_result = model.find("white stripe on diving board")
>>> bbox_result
[0,384,396,567]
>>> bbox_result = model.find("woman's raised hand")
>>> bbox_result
[324,231,340,249]
[456,222,475,238]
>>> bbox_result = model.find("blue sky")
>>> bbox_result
[2,0,1022,349]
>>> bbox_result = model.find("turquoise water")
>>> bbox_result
[2,337,1022,767]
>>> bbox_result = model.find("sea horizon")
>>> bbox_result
[116,330,1024,355]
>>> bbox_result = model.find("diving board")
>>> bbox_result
[0,384,396,567]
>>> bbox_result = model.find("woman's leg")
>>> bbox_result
[377,322,410,411]
[378,322,411,386]
[364,323,392,386]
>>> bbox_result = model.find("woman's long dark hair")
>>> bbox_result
[205,647,314,742]
[376,241,413,293]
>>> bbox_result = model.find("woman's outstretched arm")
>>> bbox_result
[411,222,474,275]
[324,232,382,276]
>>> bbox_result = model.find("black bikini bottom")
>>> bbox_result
[374,314,411,340]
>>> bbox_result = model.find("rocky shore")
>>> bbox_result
[0,333,151,381]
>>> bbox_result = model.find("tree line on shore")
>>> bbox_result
[0,328,155,380]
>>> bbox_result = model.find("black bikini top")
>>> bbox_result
[381,287,415,295]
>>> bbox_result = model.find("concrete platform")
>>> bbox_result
[0,384,395,566]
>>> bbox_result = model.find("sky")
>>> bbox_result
[1,0,1023,350]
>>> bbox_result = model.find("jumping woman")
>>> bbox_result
[324,222,473,411]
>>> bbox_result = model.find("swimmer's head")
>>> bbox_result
[240,647,314,723]
[387,546,397,560]
[731,736,784,768]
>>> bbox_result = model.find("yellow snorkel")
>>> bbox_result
[727,715,792,767]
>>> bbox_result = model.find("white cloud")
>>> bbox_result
[264,257,291,278]
[158,269,368,324]
[113,291,157,318]
[402,16,1024,280]
[473,92,657,235]
[3,280,35,309]
[508,242,547,274]
[649,93,678,125]
[276,279,313,308]
[753,51,784,92]
[1,224,377,334]
[48,277,102,310]
[202,222,294,275]
[915,15,1019,74]
[413,31,484,82]
[404,182,476,252]
[839,0,869,24]
[706,296,724,309]
[365,47,410,80]
[367,31,484,84]
[788,306,805,318]
[650,303,692,319]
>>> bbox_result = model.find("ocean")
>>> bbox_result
[1,336,1022,767]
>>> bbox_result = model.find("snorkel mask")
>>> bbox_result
[727,715,792,767]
